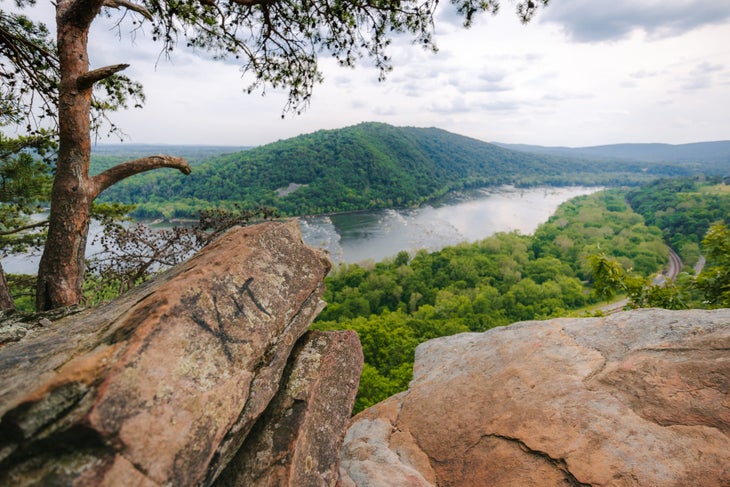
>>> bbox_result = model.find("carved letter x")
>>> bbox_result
[188,277,270,362]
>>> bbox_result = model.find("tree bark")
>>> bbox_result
[35,0,191,311]
[89,155,191,197]
[36,0,100,311]
[0,263,14,310]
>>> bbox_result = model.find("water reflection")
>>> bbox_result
[2,186,600,273]
[299,186,600,264]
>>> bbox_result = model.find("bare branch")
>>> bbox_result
[77,63,129,90]
[103,0,154,20]
[90,155,191,198]
[0,220,49,236]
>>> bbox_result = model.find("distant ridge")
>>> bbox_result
[493,140,730,165]
[98,122,728,218]
[91,144,252,160]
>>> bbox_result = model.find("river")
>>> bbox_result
[299,185,600,264]
[2,186,601,274]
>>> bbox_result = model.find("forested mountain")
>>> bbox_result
[495,140,730,168]
[97,123,692,218]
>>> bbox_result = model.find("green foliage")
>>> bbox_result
[99,123,682,218]
[533,189,667,280]
[589,253,626,301]
[0,132,55,256]
[695,222,730,307]
[5,273,35,311]
[0,130,56,309]
[315,189,669,411]
[91,201,137,222]
[626,176,730,267]
[0,8,57,130]
[1,6,145,138]
[623,176,730,308]
[590,222,730,309]
[81,272,146,308]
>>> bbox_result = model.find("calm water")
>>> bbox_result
[298,185,600,264]
[2,186,600,273]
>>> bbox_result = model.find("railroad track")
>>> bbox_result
[666,248,682,281]
[601,247,683,315]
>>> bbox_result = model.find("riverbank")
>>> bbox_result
[2,185,602,274]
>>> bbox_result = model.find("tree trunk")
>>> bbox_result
[0,263,14,310]
[35,0,191,311]
[35,1,99,311]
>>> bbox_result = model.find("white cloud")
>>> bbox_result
[6,0,730,148]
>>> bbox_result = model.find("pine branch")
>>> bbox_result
[103,0,154,20]
[90,155,191,198]
[0,220,49,236]
[76,64,129,90]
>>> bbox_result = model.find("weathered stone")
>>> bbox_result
[216,329,363,487]
[341,308,730,487]
[0,221,332,486]
[0,307,82,346]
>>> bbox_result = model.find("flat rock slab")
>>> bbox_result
[0,221,331,486]
[341,308,730,487]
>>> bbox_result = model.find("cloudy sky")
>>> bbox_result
[33,1,730,147]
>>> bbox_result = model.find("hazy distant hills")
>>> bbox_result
[96,122,729,218]
[494,140,730,166]
[91,144,252,159]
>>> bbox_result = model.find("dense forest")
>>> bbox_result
[626,175,730,267]
[312,189,670,411]
[96,123,702,219]
[308,178,730,411]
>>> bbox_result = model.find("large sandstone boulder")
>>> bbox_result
[0,221,362,486]
[342,308,730,487]
[216,329,363,486]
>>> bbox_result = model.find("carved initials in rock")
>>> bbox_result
[186,277,271,362]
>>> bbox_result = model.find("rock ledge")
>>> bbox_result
[342,308,730,487]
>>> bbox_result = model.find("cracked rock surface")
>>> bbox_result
[341,308,730,487]
[0,221,362,486]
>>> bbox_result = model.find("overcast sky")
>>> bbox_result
[30,1,730,147]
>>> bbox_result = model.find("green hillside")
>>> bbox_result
[495,140,730,168]
[98,122,693,218]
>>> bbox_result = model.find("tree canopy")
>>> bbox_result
[3,0,548,127]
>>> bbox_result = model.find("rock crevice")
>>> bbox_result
[479,433,591,487]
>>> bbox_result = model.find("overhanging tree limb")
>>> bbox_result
[103,0,153,20]
[90,155,191,198]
